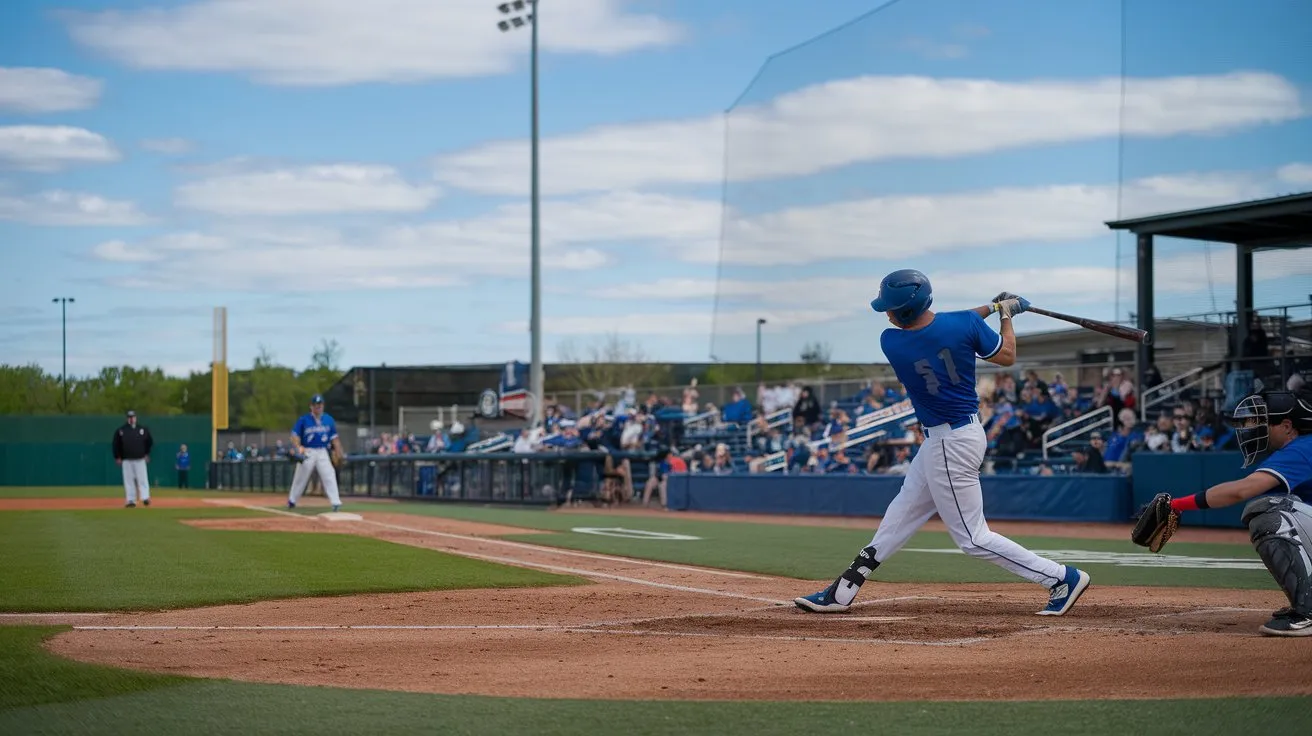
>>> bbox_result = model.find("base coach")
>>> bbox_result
[113,410,154,507]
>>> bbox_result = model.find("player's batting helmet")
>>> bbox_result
[871,269,933,325]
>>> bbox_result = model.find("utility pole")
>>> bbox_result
[52,297,74,411]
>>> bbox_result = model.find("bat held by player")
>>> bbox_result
[992,292,1150,345]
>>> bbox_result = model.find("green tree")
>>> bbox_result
[0,364,62,413]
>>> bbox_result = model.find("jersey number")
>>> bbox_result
[914,349,961,396]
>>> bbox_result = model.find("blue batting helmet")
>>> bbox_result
[870,269,933,325]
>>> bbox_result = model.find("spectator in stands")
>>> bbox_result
[1037,463,1055,476]
[1024,387,1060,436]
[1195,426,1217,452]
[882,445,912,475]
[793,386,822,429]
[1144,364,1163,389]
[786,432,811,473]
[695,452,715,474]
[1102,409,1142,468]
[811,446,833,473]
[1023,369,1049,396]
[1072,443,1108,474]
[513,428,536,453]
[225,442,242,461]
[721,388,753,426]
[1171,413,1197,453]
[764,427,784,454]
[994,373,1019,404]
[863,444,883,473]
[446,422,469,453]
[829,447,858,474]
[1240,314,1270,374]
[620,411,646,451]
[822,405,850,438]
[854,393,883,419]
[681,379,700,414]
[1049,372,1070,407]
[642,447,686,508]
[274,440,288,459]
[426,421,447,453]
[1144,421,1170,452]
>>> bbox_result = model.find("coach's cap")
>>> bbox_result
[311,394,324,404]
[126,410,136,417]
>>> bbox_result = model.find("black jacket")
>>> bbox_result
[113,423,153,460]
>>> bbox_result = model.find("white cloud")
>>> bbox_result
[1276,162,1312,187]
[139,137,195,155]
[0,190,148,226]
[174,164,441,215]
[63,0,683,86]
[0,67,102,113]
[0,126,120,171]
[434,71,1304,196]
[93,240,160,262]
[711,170,1284,266]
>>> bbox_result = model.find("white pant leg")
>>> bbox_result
[867,445,940,563]
[288,457,313,504]
[132,460,151,501]
[928,424,1065,587]
[832,447,939,606]
[312,450,342,506]
[122,461,137,503]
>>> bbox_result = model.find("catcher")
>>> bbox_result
[1132,386,1312,637]
[286,394,346,512]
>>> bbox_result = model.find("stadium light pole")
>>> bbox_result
[497,0,544,428]
[755,318,767,384]
[52,297,74,412]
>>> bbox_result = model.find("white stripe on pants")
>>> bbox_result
[288,448,342,506]
[122,459,150,504]
[867,421,1065,587]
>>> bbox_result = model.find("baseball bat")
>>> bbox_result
[1027,306,1152,345]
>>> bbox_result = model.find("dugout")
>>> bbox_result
[1106,192,1312,395]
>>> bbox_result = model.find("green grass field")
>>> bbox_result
[1,486,1303,735]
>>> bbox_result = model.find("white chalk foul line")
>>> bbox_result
[560,628,990,647]
[239,503,761,580]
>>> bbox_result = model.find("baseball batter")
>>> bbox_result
[1134,386,1312,636]
[287,394,344,512]
[796,270,1090,616]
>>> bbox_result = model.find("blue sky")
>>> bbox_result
[1,0,1309,376]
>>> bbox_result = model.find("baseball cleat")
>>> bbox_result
[125,502,136,508]
[331,504,341,512]
[1037,566,1090,616]
[287,500,296,509]
[1259,609,1312,637]
[142,499,150,506]
[794,584,849,613]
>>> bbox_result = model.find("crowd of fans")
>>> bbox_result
[218,363,1243,484]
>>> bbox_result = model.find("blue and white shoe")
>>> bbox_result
[287,500,296,509]
[1037,566,1090,616]
[331,504,341,512]
[794,583,849,613]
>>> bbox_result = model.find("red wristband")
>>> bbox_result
[1170,495,1200,512]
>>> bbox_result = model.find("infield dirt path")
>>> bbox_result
[42,500,1312,703]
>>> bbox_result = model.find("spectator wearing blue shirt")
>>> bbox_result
[722,388,753,425]
[175,444,191,488]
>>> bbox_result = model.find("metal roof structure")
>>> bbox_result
[1106,191,1312,248]
[1105,191,1312,389]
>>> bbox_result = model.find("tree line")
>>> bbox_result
[0,340,343,432]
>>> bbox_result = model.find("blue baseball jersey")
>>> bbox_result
[1255,434,1312,504]
[292,413,339,449]
[880,310,1002,428]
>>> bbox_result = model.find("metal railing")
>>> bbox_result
[1041,406,1113,459]
[1139,367,1208,423]
[746,408,792,447]
[209,450,659,504]
[467,434,514,453]
[761,401,916,472]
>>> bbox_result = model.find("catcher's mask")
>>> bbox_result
[1226,389,1312,467]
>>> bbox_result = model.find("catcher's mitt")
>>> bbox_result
[1131,492,1179,553]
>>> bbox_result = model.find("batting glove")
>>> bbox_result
[992,292,1031,316]
[996,298,1025,319]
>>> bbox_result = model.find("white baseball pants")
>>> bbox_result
[866,420,1065,587]
[288,448,342,506]
[122,459,150,504]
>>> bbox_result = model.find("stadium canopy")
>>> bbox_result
[1105,191,1312,386]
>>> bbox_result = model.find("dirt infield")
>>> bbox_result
[43,505,1312,703]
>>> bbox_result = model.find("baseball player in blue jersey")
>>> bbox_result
[796,269,1091,616]
[1139,386,1312,636]
[287,394,344,511]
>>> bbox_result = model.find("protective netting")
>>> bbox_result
[711,0,1311,364]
